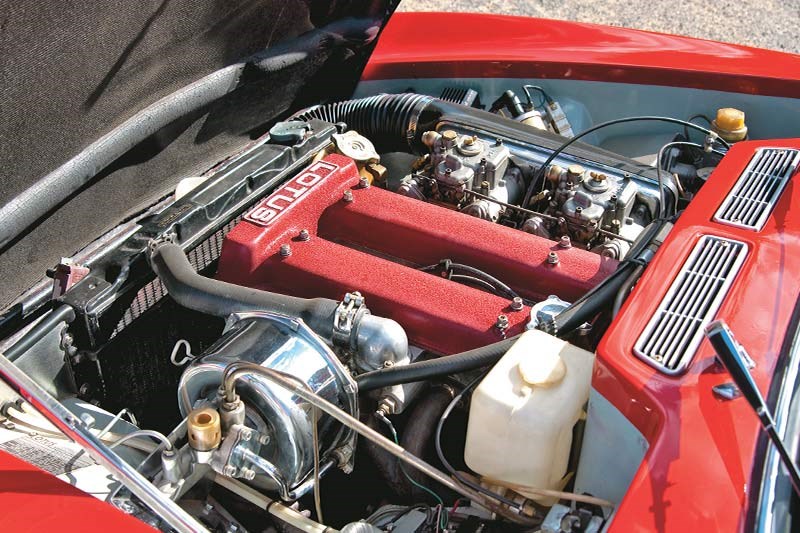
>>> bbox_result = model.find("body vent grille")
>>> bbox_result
[634,235,748,374]
[714,147,800,231]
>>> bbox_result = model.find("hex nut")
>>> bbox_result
[496,314,510,330]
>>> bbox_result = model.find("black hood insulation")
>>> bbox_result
[0,0,399,309]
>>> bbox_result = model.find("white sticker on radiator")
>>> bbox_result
[0,429,94,475]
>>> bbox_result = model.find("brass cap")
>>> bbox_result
[187,408,221,451]
[442,130,458,142]
[567,164,585,179]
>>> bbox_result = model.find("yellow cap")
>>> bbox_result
[712,108,748,142]
[716,108,745,131]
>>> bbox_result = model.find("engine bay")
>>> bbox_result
[0,84,755,532]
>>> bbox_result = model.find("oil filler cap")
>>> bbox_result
[518,351,566,387]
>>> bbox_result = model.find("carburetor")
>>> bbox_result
[397,129,523,222]
[523,163,640,258]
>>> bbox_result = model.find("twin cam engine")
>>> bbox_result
[129,93,675,523]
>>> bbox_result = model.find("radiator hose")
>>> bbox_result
[150,241,409,370]
[150,241,341,340]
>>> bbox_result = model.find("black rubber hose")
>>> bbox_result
[4,305,76,362]
[356,219,672,390]
[543,262,638,336]
[355,335,519,392]
[0,17,378,252]
[612,264,646,318]
[149,242,339,339]
[546,219,673,336]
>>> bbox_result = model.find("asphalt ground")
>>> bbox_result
[399,0,800,54]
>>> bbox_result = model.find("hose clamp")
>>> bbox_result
[332,291,369,350]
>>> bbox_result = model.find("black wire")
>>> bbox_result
[450,274,499,293]
[448,262,520,300]
[433,373,523,510]
[419,260,521,300]
[522,85,549,108]
[522,115,731,208]
[683,114,712,142]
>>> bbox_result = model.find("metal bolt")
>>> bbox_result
[240,429,252,442]
[610,194,618,203]
[79,383,91,396]
[202,504,213,515]
[298,229,310,241]
[495,138,503,146]
[343,189,354,202]
[547,251,560,265]
[258,434,270,445]
[511,297,524,311]
[559,235,572,248]
[279,244,292,257]
[79,413,96,429]
[575,206,583,215]
[240,468,256,481]
[359,176,370,188]
[383,360,394,368]
[222,465,238,477]
[496,314,509,330]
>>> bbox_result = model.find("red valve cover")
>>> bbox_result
[216,154,617,355]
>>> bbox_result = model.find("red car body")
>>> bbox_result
[3,11,800,532]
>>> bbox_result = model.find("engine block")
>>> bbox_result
[217,154,617,355]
